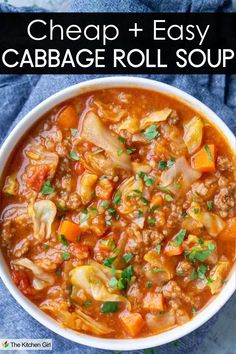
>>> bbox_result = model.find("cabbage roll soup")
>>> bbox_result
[1,88,236,339]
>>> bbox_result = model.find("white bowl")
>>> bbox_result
[0,77,235,351]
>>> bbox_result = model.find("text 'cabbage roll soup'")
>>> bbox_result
[0,88,235,339]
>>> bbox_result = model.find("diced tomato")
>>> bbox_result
[74,162,85,175]
[69,243,90,260]
[27,165,49,192]
[11,270,36,296]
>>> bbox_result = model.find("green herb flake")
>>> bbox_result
[123,253,134,263]
[140,196,150,206]
[41,180,55,195]
[82,299,92,307]
[117,148,123,156]
[113,191,122,206]
[167,157,175,168]
[164,194,174,202]
[144,175,155,187]
[101,201,110,208]
[207,200,214,210]
[103,255,117,268]
[69,150,80,161]
[55,267,62,276]
[126,147,136,154]
[157,185,172,194]
[190,269,197,281]
[207,277,214,284]
[109,277,118,288]
[137,209,144,218]
[117,136,126,144]
[197,264,208,280]
[152,267,164,273]
[43,244,50,251]
[61,252,71,261]
[192,308,197,315]
[148,217,156,226]
[122,265,134,282]
[158,160,167,170]
[156,244,161,254]
[194,208,200,214]
[146,281,153,288]
[70,128,77,137]
[204,144,213,161]
[174,229,187,246]
[100,301,119,314]
[58,234,68,247]
[89,206,98,214]
[144,124,160,141]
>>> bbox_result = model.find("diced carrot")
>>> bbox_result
[219,217,236,240]
[57,105,78,129]
[69,243,89,259]
[191,144,216,172]
[119,310,145,337]
[143,292,164,311]
[164,242,183,256]
[27,165,49,192]
[95,178,114,200]
[59,220,81,242]
[151,194,163,207]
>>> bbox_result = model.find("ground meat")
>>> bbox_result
[67,192,81,210]
[14,239,30,258]
[162,280,196,307]
[142,229,165,247]
[214,183,236,218]
[1,220,15,247]
[168,110,179,125]
[167,205,183,228]
[176,260,193,277]
[217,156,233,172]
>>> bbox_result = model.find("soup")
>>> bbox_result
[0,88,235,339]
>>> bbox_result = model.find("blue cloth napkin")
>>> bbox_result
[0,1,235,354]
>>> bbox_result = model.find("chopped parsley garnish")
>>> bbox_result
[41,180,55,195]
[126,147,136,154]
[122,265,134,282]
[144,175,155,187]
[152,267,164,273]
[164,194,174,202]
[135,171,146,180]
[190,269,197,280]
[70,128,77,137]
[70,150,80,161]
[140,196,149,205]
[100,201,110,208]
[167,157,175,167]
[192,308,197,315]
[207,277,214,284]
[89,206,98,214]
[113,191,122,206]
[101,238,116,251]
[109,277,118,288]
[205,144,213,161]
[100,301,119,313]
[174,229,187,246]
[197,264,208,280]
[107,207,116,215]
[137,209,144,218]
[103,255,117,268]
[156,244,161,254]
[43,243,50,251]
[144,124,160,140]
[199,238,204,247]
[148,217,156,226]
[58,234,68,247]
[146,281,153,288]
[189,243,215,262]
[117,148,123,156]
[82,299,92,307]
[55,267,62,276]
[157,185,172,194]
[61,252,71,261]
[123,253,134,263]
[194,208,200,214]
[158,160,167,170]
[207,200,213,210]
[117,136,126,143]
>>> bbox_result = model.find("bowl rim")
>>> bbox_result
[0,76,235,351]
